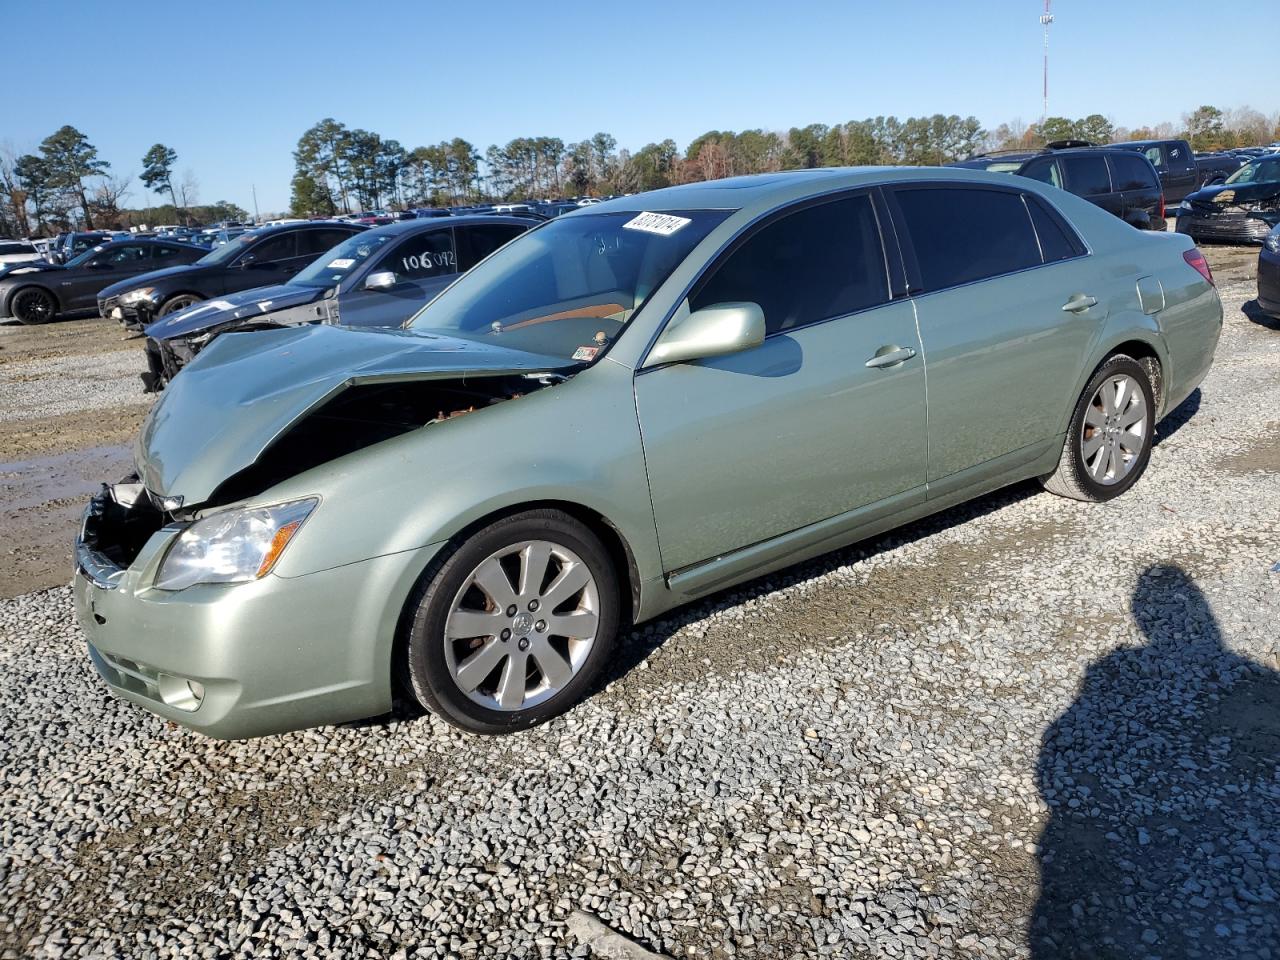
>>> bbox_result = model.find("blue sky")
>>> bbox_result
[5,0,1274,213]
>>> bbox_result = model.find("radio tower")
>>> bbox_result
[1040,0,1054,121]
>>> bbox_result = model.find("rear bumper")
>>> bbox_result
[1176,211,1275,244]
[1258,249,1280,317]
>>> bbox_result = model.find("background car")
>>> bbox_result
[1258,224,1280,318]
[141,215,535,387]
[75,168,1220,739]
[0,238,204,324]
[97,220,366,328]
[0,239,42,267]
[1194,152,1247,188]
[1175,155,1280,244]
[46,231,113,264]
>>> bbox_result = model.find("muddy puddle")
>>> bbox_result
[0,444,134,598]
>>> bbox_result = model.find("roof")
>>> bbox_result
[583,166,1082,217]
[360,214,540,238]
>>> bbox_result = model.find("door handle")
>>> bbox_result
[864,346,917,369]
[1061,294,1098,313]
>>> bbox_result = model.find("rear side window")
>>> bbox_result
[894,187,1041,291]
[1110,154,1157,192]
[457,224,526,271]
[1143,146,1165,170]
[299,228,357,257]
[691,194,888,335]
[383,229,457,281]
[1020,158,1062,189]
[1026,196,1087,263]
[1062,156,1112,196]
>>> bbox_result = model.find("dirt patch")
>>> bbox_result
[0,403,150,460]
[0,315,140,365]
[0,445,134,598]
[1219,422,1280,475]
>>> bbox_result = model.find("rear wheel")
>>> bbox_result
[158,293,201,317]
[10,287,56,324]
[400,509,620,734]
[1042,355,1155,502]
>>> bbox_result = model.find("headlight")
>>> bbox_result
[154,498,317,591]
[1267,231,1280,254]
[120,287,160,305]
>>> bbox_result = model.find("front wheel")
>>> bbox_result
[399,509,620,734]
[157,294,201,317]
[1042,355,1156,502]
[10,287,57,324]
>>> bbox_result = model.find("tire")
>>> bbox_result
[157,293,201,317]
[399,509,620,734]
[1042,354,1156,502]
[9,287,57,325]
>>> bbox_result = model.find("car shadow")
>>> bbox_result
[1243,299,1280,332]
[1030,564,1280,956]
[1154,388,1201,446]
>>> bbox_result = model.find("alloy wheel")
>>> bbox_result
[1080,373,1147,485]
[443,539,600,711]
[13,289,54,323]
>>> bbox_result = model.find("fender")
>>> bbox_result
[1054,308,1170,436]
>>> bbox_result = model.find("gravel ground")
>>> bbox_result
[0,249,1277,959]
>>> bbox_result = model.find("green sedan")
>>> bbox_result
[74,167,1222,738]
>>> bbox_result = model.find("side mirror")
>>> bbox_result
[364,270,397,291]
[237,254,257,269]
[645,301,766,367]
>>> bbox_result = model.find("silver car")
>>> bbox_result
[74,168,1222,738]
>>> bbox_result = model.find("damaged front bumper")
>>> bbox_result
[1175,207,1277,244]
[74,484,440,739]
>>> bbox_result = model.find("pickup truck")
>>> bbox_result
[1108,139,1199,204]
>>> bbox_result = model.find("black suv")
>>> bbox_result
[98,221,367,329]
[47,231,114,265]
[1106,139,1198,204]
[1014,149,1166,231]
[954,147,1165,230]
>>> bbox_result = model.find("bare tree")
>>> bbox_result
[176,169,199,215]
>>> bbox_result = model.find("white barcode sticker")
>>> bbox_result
[327,257,355,268]
[623,212,692,236]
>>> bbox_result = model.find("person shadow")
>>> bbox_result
[1031,564,1280,958]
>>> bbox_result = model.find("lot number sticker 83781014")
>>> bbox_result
[623,212,692,236]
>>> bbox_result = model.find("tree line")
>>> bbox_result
[0,126,247,238]
[3,104,1277,237]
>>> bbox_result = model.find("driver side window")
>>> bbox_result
[239,233,296,266]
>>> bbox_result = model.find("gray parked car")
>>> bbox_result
[74,168,1222,739]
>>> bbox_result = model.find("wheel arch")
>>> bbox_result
[6,283,61,316]
[159,291,206,310]
[387,498,643,704]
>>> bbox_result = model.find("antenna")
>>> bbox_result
[1040,0,1054,120]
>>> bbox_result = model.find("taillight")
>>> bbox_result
[1183,248,1214,286]
[1158,193,1165,221]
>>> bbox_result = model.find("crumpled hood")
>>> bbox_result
[98,262,204,299]
[1186,181,1280,208]
[144,283,321,340]
[135,323,569,504]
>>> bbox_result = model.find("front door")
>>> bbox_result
[339,227,461,327]
[634,193,928,573]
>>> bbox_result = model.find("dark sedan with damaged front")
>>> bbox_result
[1175,156,1280,244]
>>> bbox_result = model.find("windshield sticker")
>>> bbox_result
[571,346,599,362]
[623,212,692,236]
[327,257,355,269]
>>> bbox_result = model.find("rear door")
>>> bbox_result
[634,191,928,572]
[1061,154,1122,219]
[886,184,1101,492]
[337,227,460,327]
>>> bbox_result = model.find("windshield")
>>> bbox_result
[406,210,731,361]
[1225,158,1280,185]
[196,230,261,265]
[65,245,109,268]
[291,230,397,287]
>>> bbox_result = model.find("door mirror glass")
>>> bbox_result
[364,270,397,291]
[645,301,766,367]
